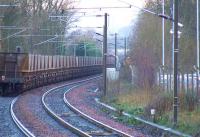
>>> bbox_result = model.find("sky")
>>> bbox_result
[72,0,145,36]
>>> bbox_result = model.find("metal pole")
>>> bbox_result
[187,72,189,92]
[197,71,199,97]
[173,0,179,126]
[192,71,194,92]
[115,33,117,68]
[7,31,9,52]
[103,13,108,96]
[84,43,86,56]
[159,69,161,87]
[197,0,199,74]
[171,0,175,70]
[124,37,127,58]
[170,71,172,91]
[162,0,165,66]
[182,73,184,91]
[167,72,169,92]
[30,29,33,53]
[163,68,165,90]
[74,45,76,56]
[95,46,97,57]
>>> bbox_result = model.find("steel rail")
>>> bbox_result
[10,97,36,137]
[63,85,132,137]
[42,76,101,137]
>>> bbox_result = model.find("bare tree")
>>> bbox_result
[0,0,76,53]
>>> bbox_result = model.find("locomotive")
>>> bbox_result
[0,52,114,95]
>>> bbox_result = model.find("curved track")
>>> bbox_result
[42,76,132,137]
[10,80,82,137]
[0,96,25,137]
[10,97,36,137]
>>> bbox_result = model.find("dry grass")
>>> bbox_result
[106,79,200,135]
[177,110,200,135]
[179,111,200,125]
[117,89,156,108]
[107,79,159,108]
[106,79,121,98]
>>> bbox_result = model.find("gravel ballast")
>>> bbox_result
[65,83,150,137]
[13,82,81,137]
[0,96,25,137]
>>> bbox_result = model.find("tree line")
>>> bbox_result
[129,0,199,88]
[0,0,75,54]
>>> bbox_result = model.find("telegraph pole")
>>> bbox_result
[103,13,108,96]
[115,33,117,68]
[124,37,127,58]
[173,0,179,126]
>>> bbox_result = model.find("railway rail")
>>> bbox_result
[42,76,132,137]
[10,79,82,137]
[10,97,35,137]
[9,75,178,137]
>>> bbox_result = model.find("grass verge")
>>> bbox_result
[104,81,200,136]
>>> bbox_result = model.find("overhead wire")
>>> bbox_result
[116,0,157,15]
[69,6,131,10]
[115,0,184,27]
[0,29,27,41]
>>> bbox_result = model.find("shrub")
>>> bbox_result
[145,93,173,118]
[179,91,198,112]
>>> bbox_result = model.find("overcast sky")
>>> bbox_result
[72,0,145,36]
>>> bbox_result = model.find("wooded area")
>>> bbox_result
[129,0,199,88]
[0,0,75,54]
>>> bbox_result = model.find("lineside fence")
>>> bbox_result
[157,69,200,95]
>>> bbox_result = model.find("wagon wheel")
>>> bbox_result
[15,83,23,94]
[0,86,3,96]
[0,84,7,96]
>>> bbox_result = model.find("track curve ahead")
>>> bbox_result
[42,76,132,137]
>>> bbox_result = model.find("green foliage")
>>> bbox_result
[109,100,145,116]
[116,115,142,125]
[156,114,170,125]
[105,77,200,135]
[75,41,102,57]
[108,90,200,135]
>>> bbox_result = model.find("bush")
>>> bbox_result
[145,91,199,119]
[145,93,173,118]
[179,91,198,112]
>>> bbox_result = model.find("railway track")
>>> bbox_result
[42,76,132,137]
[10,75,187,137]
[0,97,25,137]
[10,97,35,137]
[10,80,82,137]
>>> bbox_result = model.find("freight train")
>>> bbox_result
[0,52,114,95]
